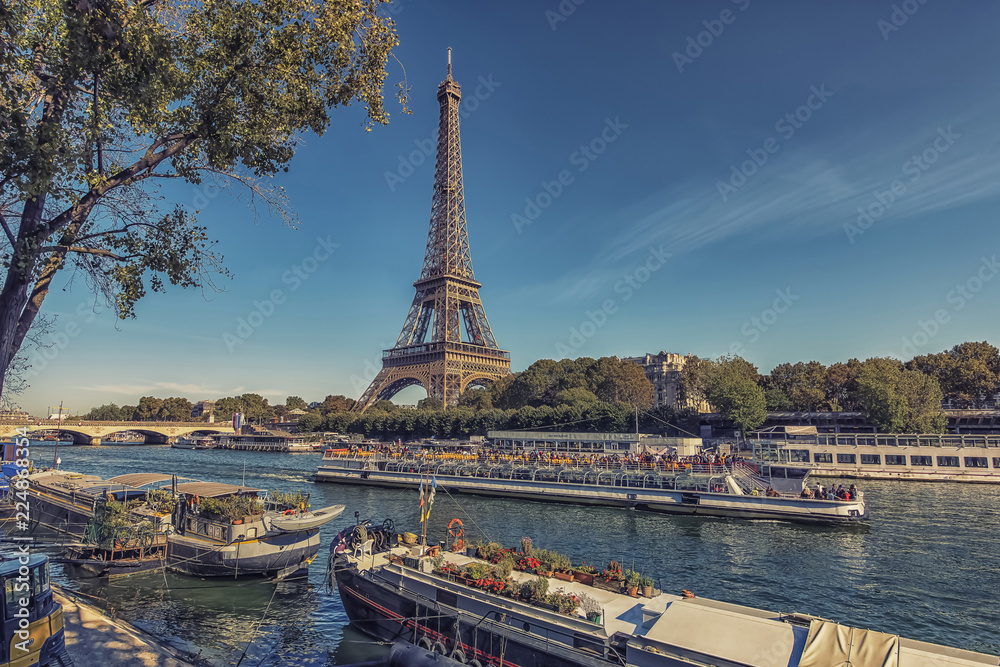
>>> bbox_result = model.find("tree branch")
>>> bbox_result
[38,245,132,261]
[0,212,15,247]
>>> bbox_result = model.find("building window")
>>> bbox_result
[813,453,832,463]
[836,453,856,464]
[910,456,932,466]
[860,454,881,465]
[885,455,906,465]
[963,457,988,468]
[936,456,960,467]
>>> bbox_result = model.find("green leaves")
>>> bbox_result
[1,0,403,400]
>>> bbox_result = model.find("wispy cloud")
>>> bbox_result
[76,381,251,397]
[602,98,1000,263]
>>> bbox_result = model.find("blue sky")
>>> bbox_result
[15,0,1000,416]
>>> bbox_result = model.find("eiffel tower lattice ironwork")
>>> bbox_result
[352,50,510,413]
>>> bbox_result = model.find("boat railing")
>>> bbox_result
[730,461,770,493]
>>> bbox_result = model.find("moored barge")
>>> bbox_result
[315,452,867,524]
[25,470,344,578]
[329,522,998,667]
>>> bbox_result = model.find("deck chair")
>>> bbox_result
[354,538,374,559]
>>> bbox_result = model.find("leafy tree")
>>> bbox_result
[768,361,826,412]
[369,400,398,413]
[946,342,1000,408]
[0,0,404,402]
[853,358,946,433]
[764,388,792,411]
[319,395,356,414]
[704,356,766,438]
[678,355,709,407]
[825,359,861,411]
[297,412,323,433]
[458,387,493,411]
[417,397,443,411]
[236,393,273,423]
[213,393,273,423]
[553,387,600,409]
[85,403,125,420]
[285,396,308,411]
[161,396,193,421]
[134,396,163,421]
[325,411,357,434]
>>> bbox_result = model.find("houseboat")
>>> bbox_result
[749,433,1000,483]
[329,521,998,667]
[315,450,867,524]
[24,470,344,578]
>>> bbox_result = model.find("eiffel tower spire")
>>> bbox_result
[352,51,510,413]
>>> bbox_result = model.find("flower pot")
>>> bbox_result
[553,571,573,582]
[594,577,623,593]
[628,586,639,597]
[642,585,654,598]
[587,613,602,624]
[573,572,595,586]
[466,547,478,558]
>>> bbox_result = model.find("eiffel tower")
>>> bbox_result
[352,50,510,413]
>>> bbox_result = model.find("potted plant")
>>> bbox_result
[550,552,573,581]
[529,575,549,603]
[625,570,642,597]
[573,563,597,586]
[640,575,654,598]
[577,592,602,624]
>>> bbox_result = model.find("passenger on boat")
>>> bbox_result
[849,484,858,499]
[765,486,779,497]
[800,487,813,499]
[750,487,760,496]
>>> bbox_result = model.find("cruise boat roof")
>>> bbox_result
[175,481,260,498]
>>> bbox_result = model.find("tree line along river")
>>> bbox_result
[13,442,1000,665]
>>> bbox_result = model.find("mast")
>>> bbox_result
[52,401,63,468]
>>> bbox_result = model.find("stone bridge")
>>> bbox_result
[0,420,235,446]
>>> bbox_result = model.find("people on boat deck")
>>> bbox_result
[750,487,760,496]
[800,487,813,498]
[765,486,779,497]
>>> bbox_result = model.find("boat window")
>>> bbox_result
[836,454,856,464]
[936,456,959,467]
[910,456,932,466]
[964,457,988,468]
[994,458,1000,469]
[860,454,881,465]
[789,450,810,463]
[4,577,19,618]
[784,468,810,478]
[770,467,787,478]
[32,564,48,597]
[885,455,906,465]
[813,453,832,463]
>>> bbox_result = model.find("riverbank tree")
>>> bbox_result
[0,0,404,402]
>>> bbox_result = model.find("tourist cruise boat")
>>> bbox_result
[328,520,998,667]
[750,433,1000,483]
[23,470,344,578]
[315,449,867,524]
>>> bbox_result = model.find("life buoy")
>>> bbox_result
[432,641,447,655]
[283,509,295,516]
[447,518,464,538]
[417,636,433,651]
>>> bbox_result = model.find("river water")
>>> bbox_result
[14,442,1000,665]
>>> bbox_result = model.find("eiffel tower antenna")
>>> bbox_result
[352,50,510,413]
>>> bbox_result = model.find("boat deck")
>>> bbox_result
[345,546,999,667]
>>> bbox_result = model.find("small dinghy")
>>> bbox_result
[271,504,346,532]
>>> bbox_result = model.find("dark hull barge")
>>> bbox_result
[330,523,997,667]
